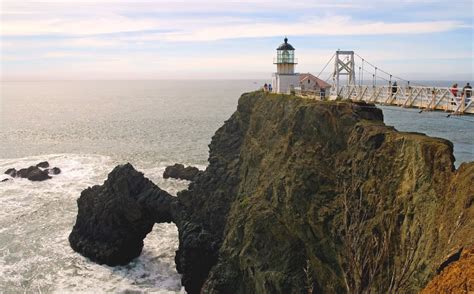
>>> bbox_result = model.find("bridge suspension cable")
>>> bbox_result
[317,53,335,78]
[361,58,364,86]
[321,49,434,90]
[360,66,390,83]
[309,49,474,115]
[354,52,426,87]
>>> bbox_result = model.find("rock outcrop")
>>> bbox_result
[5,168,17,178]
[17,166,51,181]
[4,162,61,181]
[69,91,474,293]
[36,161,49,168]
[47,167,61,175]
[163,163,203,181]
[69,163,176,266]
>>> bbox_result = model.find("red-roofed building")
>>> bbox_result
[299,73,332,97]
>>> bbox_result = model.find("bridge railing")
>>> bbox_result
[335,85,473,114]
[294,88,328,99]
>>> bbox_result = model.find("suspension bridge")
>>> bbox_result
[298,50,473,115]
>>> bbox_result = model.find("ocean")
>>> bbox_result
[0,80,473,293]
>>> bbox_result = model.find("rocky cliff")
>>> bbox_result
[69,91,474,293]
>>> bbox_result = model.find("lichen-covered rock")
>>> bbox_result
[163,163,202,181]
[69,163,176,266]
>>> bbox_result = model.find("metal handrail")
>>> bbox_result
[332,85,473,114]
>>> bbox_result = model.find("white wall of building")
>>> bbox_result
[300,78,319,91]
[300,80,329,97]
[276,64,295,74]
[272,73,299,94]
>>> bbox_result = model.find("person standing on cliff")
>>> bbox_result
[392,81,398,96]
[462,83,472,99]
[450,83,458,97]
[264,83,268,92]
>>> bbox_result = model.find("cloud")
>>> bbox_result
[2,13,467,42]
[1,0,472,80]
[1,0,469,38]
[159,17,467,42]
[1,14,161,36]
[1,0,363,15]
[4,47,471,74]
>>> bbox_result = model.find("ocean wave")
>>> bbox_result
[0,154,189,293]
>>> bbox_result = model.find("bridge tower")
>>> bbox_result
[332,50,356,95]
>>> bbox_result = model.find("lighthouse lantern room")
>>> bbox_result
[272,37,299,94]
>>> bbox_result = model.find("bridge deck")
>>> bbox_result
[332,85,473,115]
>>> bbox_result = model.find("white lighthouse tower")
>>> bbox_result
[272,37,299,94]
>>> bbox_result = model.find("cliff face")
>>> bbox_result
[183,91,473,293]
[70,91,474,293]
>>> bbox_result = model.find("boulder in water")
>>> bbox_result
[17,166,51,181]
[28,169,51,181]
[4,168,17,178]
[163,164,202,181]
[48,167,61,175]
[5,162,61,181]
[36,161,50,168]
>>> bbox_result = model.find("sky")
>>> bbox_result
[0,0,473,81]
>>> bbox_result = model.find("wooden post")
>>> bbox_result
[431,88,436,110]
[445,89,449,112]
[388,81,392,105]
[405,84,412,108]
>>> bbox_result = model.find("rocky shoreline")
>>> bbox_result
[69,91,473,293]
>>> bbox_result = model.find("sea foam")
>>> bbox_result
[0,154,189,293]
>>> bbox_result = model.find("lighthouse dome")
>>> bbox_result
[277,37,295,50]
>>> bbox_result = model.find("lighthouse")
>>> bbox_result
[272,37,299,94]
